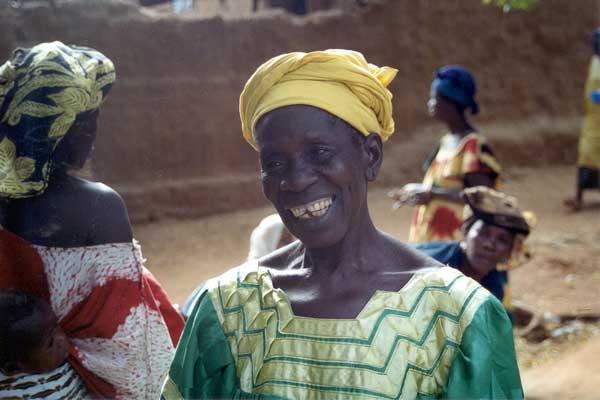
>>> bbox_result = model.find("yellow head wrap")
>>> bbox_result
[239,49,397,149]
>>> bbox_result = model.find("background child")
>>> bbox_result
[0,288,86,398]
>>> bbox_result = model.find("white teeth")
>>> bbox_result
[312,208,327,217]
[290,206,306,217]
[289,197,332,219]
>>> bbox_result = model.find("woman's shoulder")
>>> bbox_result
[67,178,128,213]
[5,176,132,246]
[458,132,487,152]
[411,266,497,328]
[191,260,271,316]
[195,246,295,308]
[66,178,134,245]
[380,232,444,270]
[259,240,304,270]
[414,265,473,289]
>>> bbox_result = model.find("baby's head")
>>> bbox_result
[0,288,69,376]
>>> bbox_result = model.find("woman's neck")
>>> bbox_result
[302,210,382,278]
[49,168,87,186]
[445,115,474,137]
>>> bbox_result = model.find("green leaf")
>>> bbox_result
[482,0,537,12]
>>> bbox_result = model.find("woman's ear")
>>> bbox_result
[363,133,383,182]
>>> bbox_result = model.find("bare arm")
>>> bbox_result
[392,172,496,207]
[430,172,495,204]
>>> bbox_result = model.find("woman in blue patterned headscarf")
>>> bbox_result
[0,42,114,199]
[392,65,502,243]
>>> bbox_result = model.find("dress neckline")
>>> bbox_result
[261,265,441,322]
[440,132,478,152]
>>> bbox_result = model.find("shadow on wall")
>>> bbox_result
[0,0,594,221]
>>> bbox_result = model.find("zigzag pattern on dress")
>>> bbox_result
[206,265,489,400]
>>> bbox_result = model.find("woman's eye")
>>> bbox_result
[310,148,333,163]
[498,237,513,247]
[263,160,284,173]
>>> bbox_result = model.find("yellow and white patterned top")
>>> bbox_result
[207,266,488,399]
[163,263,522,400]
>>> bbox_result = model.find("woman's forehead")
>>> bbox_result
[255,105,356,150]
[257,105,334,129]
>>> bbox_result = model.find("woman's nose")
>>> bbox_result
[481,237,496,252]
[279,160,317,192]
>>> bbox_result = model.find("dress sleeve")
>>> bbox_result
[162,288,239,400]
[460,135,502,181]
[443,295,524,399]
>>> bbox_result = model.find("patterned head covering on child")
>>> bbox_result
[239,49,397,149]
[462,186,536,270]
[0,41,115,198]
[431,65,479,115]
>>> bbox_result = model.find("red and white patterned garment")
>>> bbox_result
[34,242,183,399]
[32,240,184,399]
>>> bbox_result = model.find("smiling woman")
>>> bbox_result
[162,50,524,399]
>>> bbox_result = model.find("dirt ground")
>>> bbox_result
[135,164,600,398]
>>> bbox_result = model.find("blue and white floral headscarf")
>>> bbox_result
[0,41,115,198]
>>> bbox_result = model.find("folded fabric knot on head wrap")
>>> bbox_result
[0,41,115,199]
[239,49,398,149]
[432,65,479,115]
[462,186,535,270]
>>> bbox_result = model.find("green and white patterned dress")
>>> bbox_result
[162,265,523,399]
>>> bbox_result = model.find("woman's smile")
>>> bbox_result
[288,196,333,219]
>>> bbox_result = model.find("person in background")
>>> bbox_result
[163,49,523,399]
[0,42,184,399]
[247,213,295,259]
[391,65,501,243]
[564,28,600,211]
[414,186,532,314]
[182,213,294,319]
[0,288,88,399]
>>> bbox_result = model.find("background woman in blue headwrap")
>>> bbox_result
[392,65,502,243]
[564,28,600,211]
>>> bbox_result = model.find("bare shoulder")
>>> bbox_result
[259,240,304,270]
[380,231,443,271]
[79,180,133,245]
